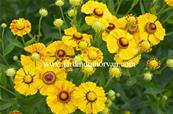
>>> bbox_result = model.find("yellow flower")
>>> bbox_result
[21,43,49,66]
[81,1,112,27]
[73,82,107,113]
[82,64,96,76]
[102,16,118,41]
[165,0,173,7]
[46,80,77,114]
[166,59,173,68]
[9,110,22,114]
[81,46,103,65]
[46,41,75,61]
[10,18,31,36]
[14,66,39,96]
[138,13,165,46]
[36,65,67,95]
[109,67,122,78]
[62,27,92,50]
[147,57,160,70]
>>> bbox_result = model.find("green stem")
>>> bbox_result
[1,28,5,55]
[37,16,43,41]
[82,74,88,82]
[105,76,113,88]
[0,53,9,66]
[59,27,62,38]
[0,85,16,96]
[162,13,173,24]
[59,7,65,22]
[140,0,145,14]
[21,36,25,45]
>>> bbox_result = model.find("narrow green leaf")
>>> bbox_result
[8,38,23,48]
[3,44,15,56]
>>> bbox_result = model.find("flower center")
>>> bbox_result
[118,37,129,49]
[23,75,33,84]
[88,50,98,60]
[42,71,56,85]
[16,20,25,30]
[31,52,40,61]
[107,23,115,31]
[58,91,70,103]
[73,32,83,40]
[145,22,157,34]
[86,91,97,103]
[127,24,138,34]
[93,8,103,17]
[56,49,66,58]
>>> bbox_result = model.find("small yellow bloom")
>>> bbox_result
[144,72,153,81]
[9,110,22,114]
[10,18,31,36]
[138,13,165,46]
[46,41,75,61]
[55,0,64,7]
[81,46,103,65]
[73,82,107,114]
[53,18,63,28]
[166,59,173,68]
[46,80,77,114]
[109,67,122,78]
[82,64,96,76]
[147,57,160,70]
[5,68,16,77]
[39,8,48,17]
[14,66,39,96]
[165,0,173,7]
[68,9,77,17]
[1,23,7,28]
[62,27,92,50]
[69,0,82,6]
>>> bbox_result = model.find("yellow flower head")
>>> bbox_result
[81,46,103,65]
[21,43,49,67]
[9,110,22,114]
[62,27,92,50]
[165,0,173,7]
[46,41,75,61]
[138,13,165,46]
[10,18,31,36]
[14,66,39,96]
[147,57,160,70]
[81,1,112,27]
[82,64,96,76]
[73,82,107,113]
[36,65,67,95]
[46,80,77,114]
[109,67,122,78]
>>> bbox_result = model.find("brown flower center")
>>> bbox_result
[107,23,115,31]
[42,71,56,85]
[86,91,97,103]
[56,49,66,58]
[118,37,129,49]
[73,32,83,40]
[23,75,33,84]
[127,24,138,34]
[93,8,103,17]
[145,22,157,34]
[58,91,70,103]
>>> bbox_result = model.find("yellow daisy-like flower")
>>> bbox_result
[81,1,112,27]
[138,13,165,46]
[165,0,173,7]
[36,65,67,95]
[102,16,118,41]
[14,66,39,96]
[9,110,22,114]
[106,29,139,60]
[10,18,31,36]
[147,57,160,70]
[73,82,107,114]
[46,80,77,114]
[81,46,103,65]
[21,43,49,66]
[62,27,92,50]
[46,41,75,61]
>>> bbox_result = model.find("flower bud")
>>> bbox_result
[106,99,112,107]
[109,67,122,78]
[68,9,77,17]
[92,22,106,33]
[162,95,168,101]
[74,55,82,64]
[31,53,40,61]
[88,49,98,60]
[116,92,120,97]
[39,8,48,17]
[55,0,64,7]
[53,19,63,28]
[13,56,18,61]
[124,110,131,114]
[79,41,88,50]
[108,90,115,98]
[1,23,7,28]
[144,72,153,81]
[5,68,16,77]
[101,107,109,114]
[82,65,95,76]
[166,59,173,68]
[69,0,82,6]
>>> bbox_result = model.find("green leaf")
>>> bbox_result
[126,76,137,86]
[3,44,15,56]
[127,0,139,13]
[140,0,145,14]
[0,102,12,111]
[25,37,36,46]
[168,50,173,58]
[8,38,23,49]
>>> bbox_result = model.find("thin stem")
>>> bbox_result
[0,85,16,96]
[59,7,65,22]
[0,53,9,66]
[105,76,113,88]
[37,16,43,41]
[1,28,5,55]
[58,27,62,38]
[21,36,25,45]
[82,74,88,82]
